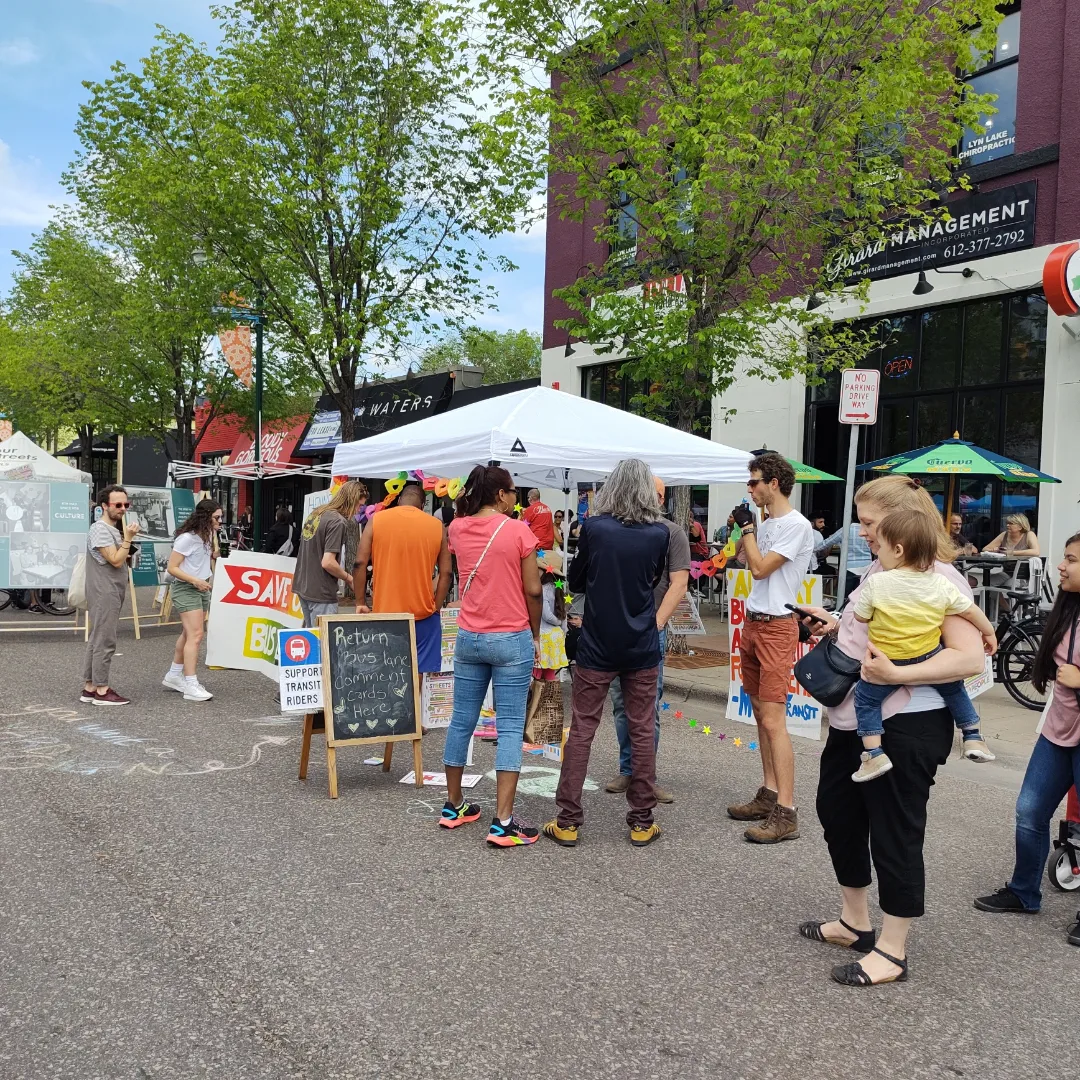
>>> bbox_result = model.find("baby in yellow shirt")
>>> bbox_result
[851,511,997,782]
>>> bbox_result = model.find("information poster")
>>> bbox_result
[205,550,302,680]
[668,593,706,635]
[440,604,460,672]
[279,628,324,713]
[726,569,824,741]
[421,672,455,728]
[126,486,196,541]
[0,480,88,588]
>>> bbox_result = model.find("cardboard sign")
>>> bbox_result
[279,628,324,713]
[726,569,824,741]
[205,550,303,679]
[440,604,460,672]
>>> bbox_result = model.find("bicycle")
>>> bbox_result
[995,589,1047,711]
[0,588,76,616]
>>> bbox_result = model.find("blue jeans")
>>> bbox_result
[610,629,665,776]
[1008,735,1080,910]
[442,629,534,773]
[854,646,979,739]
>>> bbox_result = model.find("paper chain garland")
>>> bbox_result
[663,702,757,750]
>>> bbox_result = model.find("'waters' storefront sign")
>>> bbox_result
[833,181,1036,284]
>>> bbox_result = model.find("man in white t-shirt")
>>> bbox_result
[726,452,814,844]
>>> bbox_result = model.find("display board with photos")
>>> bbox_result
[0,480,89,589]
[127,487,198,586]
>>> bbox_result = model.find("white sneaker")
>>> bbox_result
[163,672,186,693]
[183,682,213,702]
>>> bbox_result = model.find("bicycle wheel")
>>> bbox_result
[0,590,10,611]
[37,589,76,617]
[999,627,1046,711]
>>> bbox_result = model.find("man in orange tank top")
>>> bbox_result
[354,484,452,672]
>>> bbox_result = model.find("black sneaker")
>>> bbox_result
[1067,913,1080,947]
[438,800,482,829]
[974,886,1036,914]
[486,815,539,848]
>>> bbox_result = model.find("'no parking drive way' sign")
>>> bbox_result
[279,628,324,713]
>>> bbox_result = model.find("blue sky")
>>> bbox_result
[0,0,545,344]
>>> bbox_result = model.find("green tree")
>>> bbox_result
[487,0,1001,515]
[72,0,542,444]
[417,327,541,383]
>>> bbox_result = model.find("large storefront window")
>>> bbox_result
[199,451,240,526]
[959,8,1020,166]
[804,291,1046,548]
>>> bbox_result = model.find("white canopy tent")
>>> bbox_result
[0,431,92,485]
[331,386,752,487]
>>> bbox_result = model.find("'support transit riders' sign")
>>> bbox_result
[279,628,324,713]
[206,550,303,679]
[832,181,1036,284]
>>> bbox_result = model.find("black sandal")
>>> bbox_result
[798,918,876,953]
[830,947,908,986]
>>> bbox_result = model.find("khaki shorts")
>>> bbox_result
[170,579,211,613]
[740,616,798,704]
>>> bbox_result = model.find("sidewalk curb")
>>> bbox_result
[662,670,729,707]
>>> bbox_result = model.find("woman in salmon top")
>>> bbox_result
[976,532,1080,949]
[440,465,542,848]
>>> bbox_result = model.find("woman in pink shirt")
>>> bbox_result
[440,465,542,848]
[975,532,1080,948]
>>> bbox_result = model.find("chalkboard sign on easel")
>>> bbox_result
[314,613,424,797]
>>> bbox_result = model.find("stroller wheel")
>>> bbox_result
[1047,846,1080,892]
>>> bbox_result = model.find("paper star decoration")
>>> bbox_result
[733,737,743,747]
[564,594,573,605]
[702,726,711,735]
[688,718,697,727]
[514,503,524,514]
[748,741,758,751]
[661,703,670,711]
[717,732,726,740]
[674,710,683,719]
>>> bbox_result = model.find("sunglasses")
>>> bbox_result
[746,478,765,489]
[108,501,131,509]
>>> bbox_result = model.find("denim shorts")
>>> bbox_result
[443,628,534,773]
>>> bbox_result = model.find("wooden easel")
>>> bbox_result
[297,712,423,798]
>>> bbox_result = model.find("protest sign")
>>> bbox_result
[205,550,302,679]
[726,569,824,741]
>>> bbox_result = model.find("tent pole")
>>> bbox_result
[944,474,956,526]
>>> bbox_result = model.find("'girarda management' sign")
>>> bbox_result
[831,181,1036,284]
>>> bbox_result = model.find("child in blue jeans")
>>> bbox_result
[852,511,998,782]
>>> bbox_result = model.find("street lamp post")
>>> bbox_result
[252,293,265,552]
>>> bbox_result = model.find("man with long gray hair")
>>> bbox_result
[544,458,669,849]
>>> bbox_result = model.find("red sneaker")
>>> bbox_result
[93,688,131,706]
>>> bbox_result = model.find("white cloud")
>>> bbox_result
[0,39,40,66]
[0,140,65,226]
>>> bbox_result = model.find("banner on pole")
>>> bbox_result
[726,569,824,740]
[218,326,253,388]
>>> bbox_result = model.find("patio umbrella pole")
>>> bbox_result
[944,474,957,528]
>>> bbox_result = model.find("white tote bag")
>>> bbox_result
[68,553,88,610]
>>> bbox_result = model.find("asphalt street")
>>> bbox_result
[2,619,1079,1080]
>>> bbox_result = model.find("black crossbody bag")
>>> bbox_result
[793,630,862,707]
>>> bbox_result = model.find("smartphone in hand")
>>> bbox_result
[784,603,829,625]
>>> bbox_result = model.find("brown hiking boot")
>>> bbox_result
[605,774,630,793]
[744,803,800,844]
[726,785,777,821]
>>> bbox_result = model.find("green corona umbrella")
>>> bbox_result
[859,433,1060,522]
[751,446,842,483]
[787,458,843,483]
